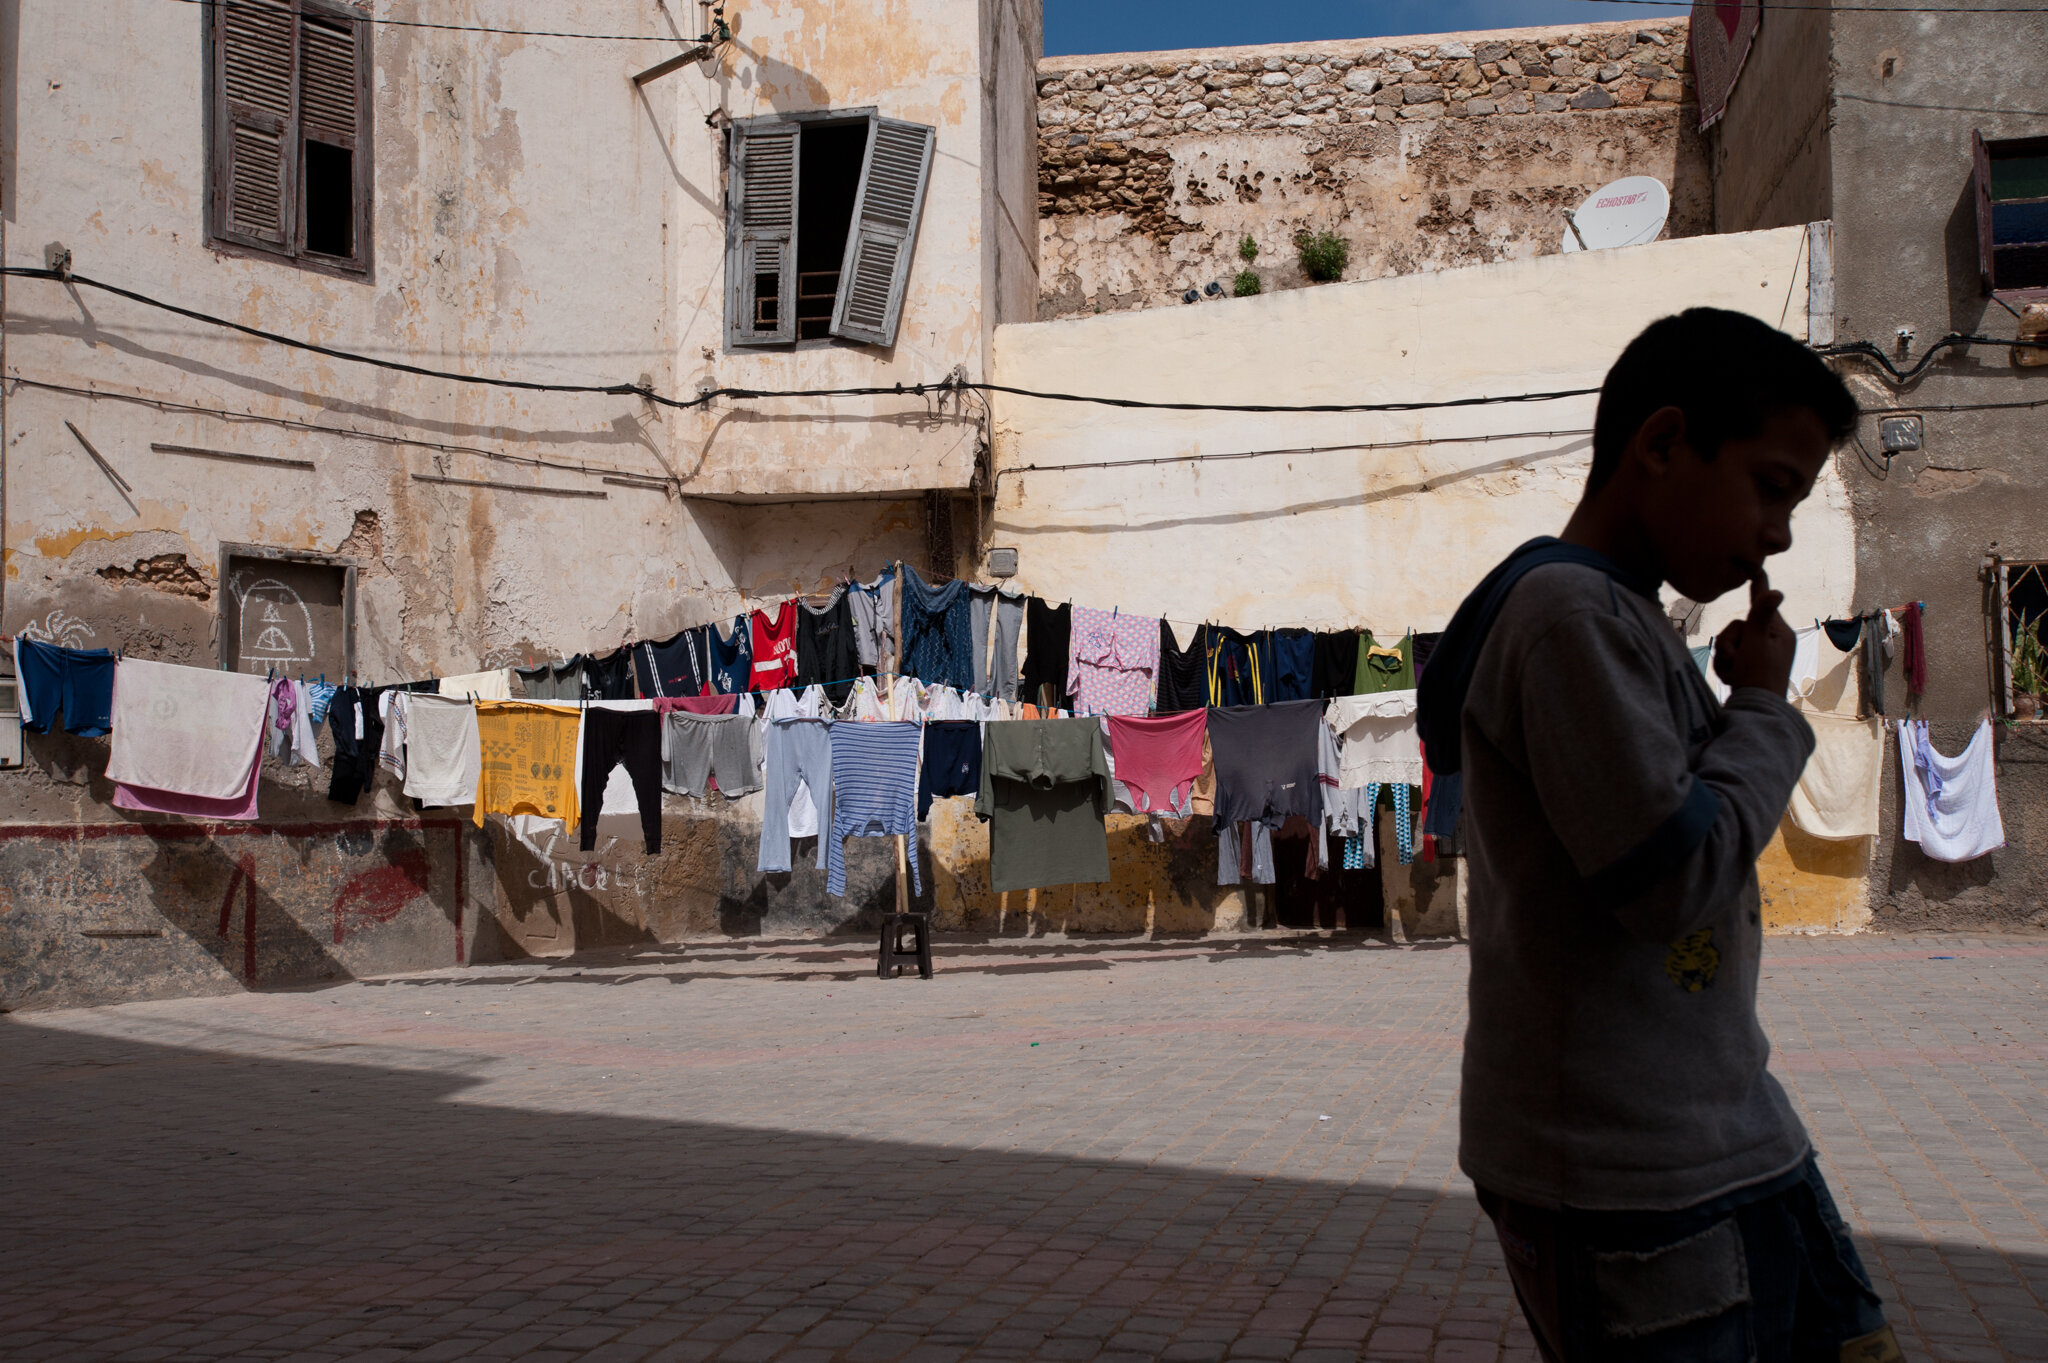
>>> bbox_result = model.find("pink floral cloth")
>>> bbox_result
[1066,606,1161,716]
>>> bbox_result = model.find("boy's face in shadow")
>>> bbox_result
[1636,405,1833,604]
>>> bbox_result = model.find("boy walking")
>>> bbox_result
[1418,309,1902,1361]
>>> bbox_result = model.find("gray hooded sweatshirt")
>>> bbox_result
[1458,562,1816,1211]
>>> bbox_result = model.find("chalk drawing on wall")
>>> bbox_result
[18,610,97,647]
[232,575,314,666]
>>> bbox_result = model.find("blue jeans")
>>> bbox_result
[1478,1156,1898,1362]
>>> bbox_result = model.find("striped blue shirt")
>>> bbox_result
[827,720,923,898]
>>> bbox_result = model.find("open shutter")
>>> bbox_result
[830,117,935,347]
[297,0,369,266]
[726,120,799,347]
[1974,130,1997,293]
[214,0,296,249]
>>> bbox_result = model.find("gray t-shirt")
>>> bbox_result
[1459,563,1815,1211]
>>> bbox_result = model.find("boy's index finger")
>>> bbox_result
[1747,571,1780,624]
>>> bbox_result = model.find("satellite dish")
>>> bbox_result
[1560,176,1670,252]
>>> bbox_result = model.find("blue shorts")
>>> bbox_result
[1478,1155,1896,1362]
[19,639,116,736]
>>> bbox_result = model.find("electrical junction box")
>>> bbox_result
[986,548,1019,578]
[0,679,23,769]
[1879,415,1924,453]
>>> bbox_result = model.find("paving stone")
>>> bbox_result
[2,935,2044,1360]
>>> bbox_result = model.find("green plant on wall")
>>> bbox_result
[1238,234,1259,264]
[1233,269,1261,297]
[1294,228,1349,282]
[2013,611,2046,700]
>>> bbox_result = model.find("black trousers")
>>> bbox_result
[326,686,384,805]
[579,708,664,853]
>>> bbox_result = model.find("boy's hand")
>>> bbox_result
[1714,571,1795,695]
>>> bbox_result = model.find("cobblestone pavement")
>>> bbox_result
[3,932,2045,1362]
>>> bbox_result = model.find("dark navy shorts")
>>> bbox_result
[19,639,116,736]
[1478,1155,1897,1362]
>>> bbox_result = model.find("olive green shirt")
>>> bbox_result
[976,718,1113,893]
[1354,630,1415,693]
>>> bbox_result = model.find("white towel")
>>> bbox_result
[105,658,272,799]
[1900,719,2005,863]
[402,695,481,806]
[1330,689,1423,788]
[438,669,512,701]
[1786,709,1882,840]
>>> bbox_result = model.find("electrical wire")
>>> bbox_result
[1,267,1607,415]
[160,0,687,42]
[4,375,667,483]
[1820,333,2048,382]
[995,427,1596,483]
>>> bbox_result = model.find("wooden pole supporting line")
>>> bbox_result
[894,834,911,916]
[152,442,316,471]
[633,43,716,86]
[65,420,134,495]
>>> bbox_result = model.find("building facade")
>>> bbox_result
[1713,2,2048,930]
[3,3,2036,1010]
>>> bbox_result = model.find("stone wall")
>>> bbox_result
[1034,19,1710,318]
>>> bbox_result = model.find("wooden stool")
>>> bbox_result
[877,912,933,979]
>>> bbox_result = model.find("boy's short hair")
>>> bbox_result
[1588,308,1859,494]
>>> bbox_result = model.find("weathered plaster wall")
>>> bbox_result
[0,0,999,1010]
[664,0,1039,496]
[1034,19,1710,319]
[991,225,1868,933]
[1813,9,2048,931]
[1708,3,1833,234]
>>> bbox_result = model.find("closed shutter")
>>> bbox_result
[829,117,935,347]
[298,9,359,143]
[214,0,296,248]
[726,120,800,346]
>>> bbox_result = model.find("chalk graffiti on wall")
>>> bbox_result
[17,610,97,647]
[230,572,315,667]
[513,824,648,896]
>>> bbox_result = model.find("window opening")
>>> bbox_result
[726,111,933,350]
[219,548,356,681]
[302,140,354,257]
[796,121,869,340]
[1975,132,2048,298]
[210,0,370,275]
[1999,559,2048,717]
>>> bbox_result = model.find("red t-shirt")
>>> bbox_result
[750,602,799,691]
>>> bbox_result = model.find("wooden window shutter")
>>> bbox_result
[297,0,370,267]
[830,117,935,347]
[727,119,800,347]
[213,0,296,249]
[1975,130,1997,293]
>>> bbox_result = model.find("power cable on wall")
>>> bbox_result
[7,269,2042,486]
[0,267,1607,415]
[159,0,687,42]
[1819,334,2048,383]
[4,376,665,484]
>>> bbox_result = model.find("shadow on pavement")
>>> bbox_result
[0,1021,2039,1362]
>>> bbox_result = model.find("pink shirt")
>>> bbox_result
[1107,709,1207,815]
[1067,607,1160,717]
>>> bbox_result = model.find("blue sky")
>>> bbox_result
[1044,1,1685,57]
